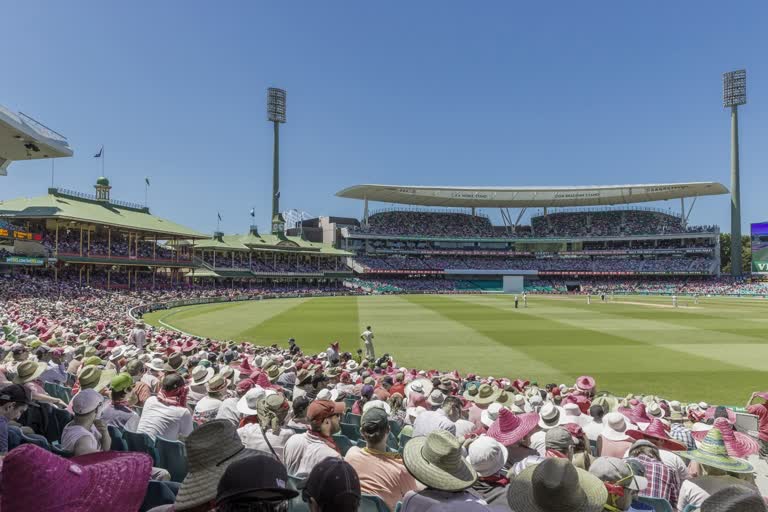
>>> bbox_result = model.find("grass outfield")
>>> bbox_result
[143,294,768,404]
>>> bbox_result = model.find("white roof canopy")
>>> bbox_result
[336,182,728,208]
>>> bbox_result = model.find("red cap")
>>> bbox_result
[307,400,345,422]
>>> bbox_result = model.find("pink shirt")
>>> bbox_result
[747,403,768,442]
[598,436,633,458]
[344,447,421,510]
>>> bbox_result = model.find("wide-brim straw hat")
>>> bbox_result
[407,378,433,399]
[507,458,607,512]
[473,384,503,405]
[236,386,266,416]
[12,361,46,384]
[677,428,754,474]
[174,420,260,510]
[403,430,477,491]
[691,418,760,459]
[600,412,634,442]
[625,418,686,451]
[191,367,215,386]
[487,409,539,447]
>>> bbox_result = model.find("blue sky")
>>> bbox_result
[2,2,766,234]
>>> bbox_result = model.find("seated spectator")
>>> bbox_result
[1,444,152,512]
[598,412,634,458]
[193,374,228,425]
[125,359,151,407]
[699,485,767,512]
[466,435,511,508]
[583,404,605,442]
[344,407,420,510]
[61,388,111,456]
[237,393,294,461]
[136,373,194,441]
[303,458,361,512]
[589,456,649,512]
[412,395,461,437]
[14,360,66,407]
[286,395,311,432]
[626,439,681,507]
[507,457,607,512]
[215,454,299,512]
[0,383,36,454]
[100,373,140,432]
[283,399,344,477]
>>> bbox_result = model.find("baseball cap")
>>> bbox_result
[307,400,345,423]
[544,427,574,451]
[0,384,38,407]
[110,373,134,393]
[215,454,298,505]
[361,407,389,433]
[589,456,648,492]
[72,389,104,415]
[125,360,144,374]
[304,458,361,511]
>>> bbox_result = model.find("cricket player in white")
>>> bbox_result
[523,293,527,308]
[360,326,375,360]
[672,295,678,308]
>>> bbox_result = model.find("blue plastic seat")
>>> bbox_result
[122,430,159,464]
[344,396,357,410]
[20,430,51,450]
[398,434,412,454]
[347,413,361,428]
[51,441,74,458]
[340,422,360,441]
[107,425,128,451]
[331,433,355,456]
[43,382,56,396]
[637,496,674,512]
[388,420,402,438]
[682,505,699,512]
[139,480,180,512]
[155,436,188,482]
[287,475,309,512]
[360,494,389,512]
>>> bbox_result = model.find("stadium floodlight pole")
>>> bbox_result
[723,70,746,276]
[267,88,287,228]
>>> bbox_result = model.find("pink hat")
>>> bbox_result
[486,408,539,447]
[236,358,253,374]
[619,403,651,425]
[626,419,686,451]
[511,379,530,393]
[692,418,760,458]
[1,444,151,512]
[704,406,737,424]
[575,375,595,393]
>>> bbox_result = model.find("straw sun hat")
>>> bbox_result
[507,458,607,512]
[403,430,477,492]
[678,428,754,474]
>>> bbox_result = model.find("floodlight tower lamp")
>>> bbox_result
[267,88,287,232]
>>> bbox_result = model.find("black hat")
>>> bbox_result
[0,384,38,407]
[701,485,767,512]
[216,455,298,506]
[304,458,360,511]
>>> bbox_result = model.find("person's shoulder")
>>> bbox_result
[344,445,365,461]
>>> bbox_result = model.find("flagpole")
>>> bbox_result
[102,146,105,177]
[144,179,148,207]
[51,160,55,187]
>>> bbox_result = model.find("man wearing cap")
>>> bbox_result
[283,399,345,477]
[38,347,67,384]
[101,373,140,432]
[303,458,362,512]
[412,395,461,438]
[589,456,649,512]
[344,407,421,510]
[0,384,37,455]
[214,454,299,511]
[61,388,111,456]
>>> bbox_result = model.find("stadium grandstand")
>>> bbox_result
[337,182,730,293]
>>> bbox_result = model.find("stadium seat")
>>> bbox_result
[388,420,402,438]
[637,496,673,512]
[123,430,159,464]
[344,396,356,410]
[359,494,389,512]
[340,422,360,441]
[589,439,598,457]
[386,431,399,451]
[331,433,355,456]
[50,441,74,458]
[139,480,180,512]
[7,426,22,450]
[154,436,188,482]
[398,434,412,454]
[682,506,699,512]
[19,430,51,450]
[108,425,128,451]
[347,413,361,428]
[43,382,56,396]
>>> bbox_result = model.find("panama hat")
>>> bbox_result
[481,403,504,427]
[575,376,596,393]
[466,435,508,478]
[174,420,259,510]
[487,408,539,447]
[265,365,284,382]
[471,384,502,406]
[403,430,477,491]
[600,412,633,442]
[406,378,433,398]
[190,366,215,386]
[146,357,165,372]
[677,428,754,473]
[538,402,562,430]
[427,389,445,407]
[507,458,607,512]
[206,375,228,394]
[692,417,760,459]
[12,361,46,384]
[163,353,186,372]
[463,382,480,401]
[645,402,665,419]
[236,386,266,416]
[625,418,686,451]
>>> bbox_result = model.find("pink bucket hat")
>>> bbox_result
[486,408,539,447]
[692,418,760,458]
[1,444,152,512]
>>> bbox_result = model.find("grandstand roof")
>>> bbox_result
[0,104,73,174]
[0,189,206,239]
[336,182,729,208]
[194,232,350,255]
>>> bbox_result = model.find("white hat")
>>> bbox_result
[466,435,508,478]
[601,412,632,441]
[481,403,504,428]
[346,360,359,371]
[538,402,562,430]
[427,390,445,407]
[363,399,392,416]
[109,346,126,361]
[147,357,165,372]
[236,386,266,416]
[72,389,104,415]
[317,389,333,401]
[646,402,665,419]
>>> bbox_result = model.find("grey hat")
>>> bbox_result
[545,427,574,451]
[701,485,767,512]
[588,457,648,492]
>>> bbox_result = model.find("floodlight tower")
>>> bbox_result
[723,70,746,276]
[267,87,287,234]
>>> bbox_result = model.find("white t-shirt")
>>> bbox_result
[362,330,374,343]
[238,424,294,461]
[136,396,194,441]
[283,432,341,478]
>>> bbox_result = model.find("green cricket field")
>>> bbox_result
[143,294,768,404]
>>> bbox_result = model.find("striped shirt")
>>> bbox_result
[669,423,696,451]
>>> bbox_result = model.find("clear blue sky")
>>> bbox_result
[2,2,766,234]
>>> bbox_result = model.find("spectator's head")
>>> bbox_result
[589,457,648,512]
[545,427,575,460]
[627,439,660,461]
[206,375,228,398]
[0,384,35,421]
[466,436,507,478]
[215,455,298,512]
[109,373,134,403]
[257,393,290,435]
[292,396,310,420]
[700,485,767,512]
[441,395,463,422]
[589,404,605,422]
[360,406,389,448]
[125,359,145,378]
[162,373,186,393]
[507,458,607,512]
[303,458,360,512]
[403,429,477,491]
[72,388,104,423]
[307,399,344,436]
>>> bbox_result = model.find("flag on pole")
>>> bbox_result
[145,177,150,186]
[218,212,222,221]
[275,191,280,199]
[94,146,103,158]
[250,208,255,218]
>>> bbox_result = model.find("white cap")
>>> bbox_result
[466,436,508,477]
[72,389,103,415]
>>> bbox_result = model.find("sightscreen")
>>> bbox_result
[751,223,768,274]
